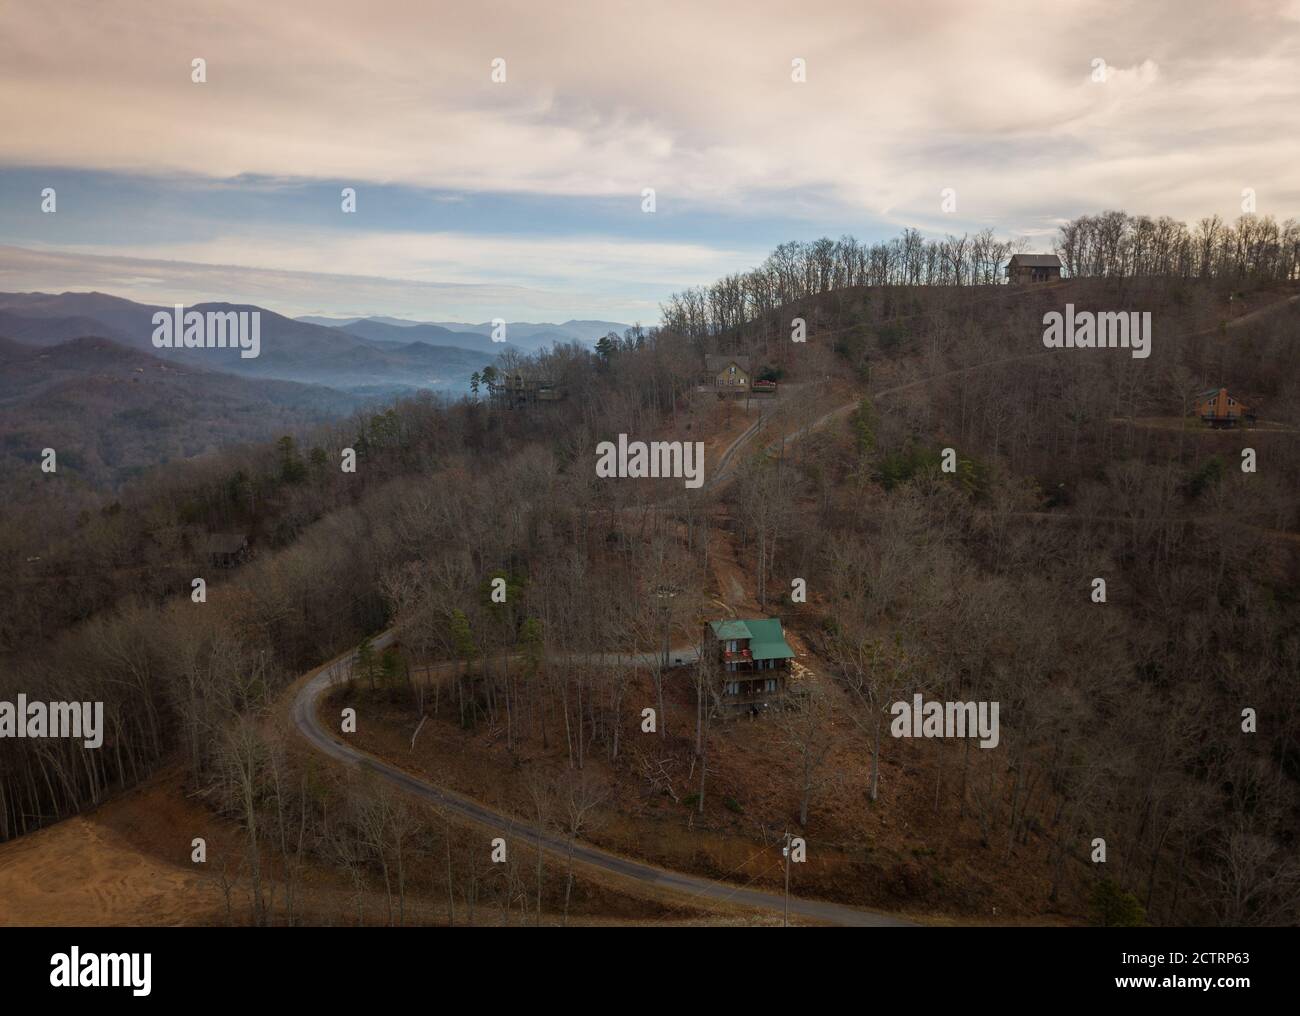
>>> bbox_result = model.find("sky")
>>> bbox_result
[1,0,1298,324]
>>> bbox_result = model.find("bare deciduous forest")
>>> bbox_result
[2,212,1297,927]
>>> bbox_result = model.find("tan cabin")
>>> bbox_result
[703,354,751,391]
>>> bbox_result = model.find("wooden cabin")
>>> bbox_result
[1006,253,1062,284]
[703,354,751,392]
[1193,387,1254,428]
[487,371,564,409]
[705,618,795,715]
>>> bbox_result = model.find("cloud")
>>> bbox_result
[1,1,1296,219]
[50,229,760,290]
[1,0,1297,314]
[0,240,731,322]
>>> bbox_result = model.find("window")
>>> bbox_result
[725,681,739,696]
[764,679,777,693]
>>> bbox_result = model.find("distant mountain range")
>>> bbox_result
[329,317,516,355]
[0,292,630,496]
[0,335,363,490]
[296,314,631,351]
[0,292,510,396]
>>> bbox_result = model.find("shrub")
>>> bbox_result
[1185,455,1224,499]
[876,445,939,490]
[850,397,877,457]
[877,323,906,350]
[1090,879,1146,927]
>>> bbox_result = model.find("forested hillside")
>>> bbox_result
[0,336,361,489]
[3,213,1297,926]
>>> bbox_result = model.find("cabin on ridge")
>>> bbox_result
[1006,253,1062,284]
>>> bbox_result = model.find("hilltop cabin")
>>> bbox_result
[204,533,249,569]
[487,371,564,409]
[1006,253,1062,284]
[706,618,796,716]
[1194,387,1255,428]
[702,354,751,393]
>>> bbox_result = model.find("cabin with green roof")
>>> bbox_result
[705,618,796,714]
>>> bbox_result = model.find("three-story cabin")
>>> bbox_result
[705,618,795,715]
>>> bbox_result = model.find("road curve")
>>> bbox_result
[292,635,914,927]
[295,289,1298,925]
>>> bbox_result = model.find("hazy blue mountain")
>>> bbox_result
[426,319,632,347]
[0,308,136,347]
[296,313,633,350]
[335,317,515,355]
[298,314,410,329]
[296,314,367,328]
[0,335,359,414]
[0,293,504,396]
[0,336,364,489]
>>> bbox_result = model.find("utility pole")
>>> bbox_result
[653,584,681,738]
[653,584,680,672]
[782,830,792,927]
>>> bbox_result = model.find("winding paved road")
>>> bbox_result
[292,287,1298,927]
[292,635,914,927]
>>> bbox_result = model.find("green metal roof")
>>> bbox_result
[708,618,795,660]
[709,620,752,641]
[745,619,796,660]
